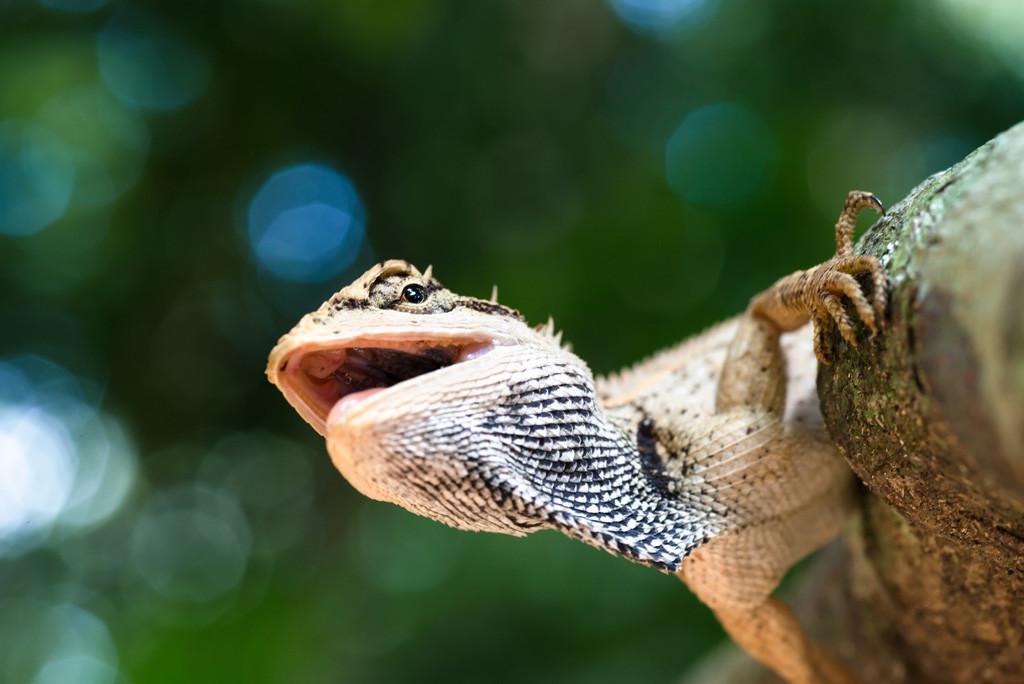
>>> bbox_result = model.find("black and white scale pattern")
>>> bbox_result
[372,358,723,572]
[304,262,725,572]
[482,365,722,571]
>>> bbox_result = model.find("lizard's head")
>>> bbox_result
[267,260,704,570]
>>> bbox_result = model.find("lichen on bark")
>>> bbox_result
[683,122,1024,684]
[813,120,1024,683]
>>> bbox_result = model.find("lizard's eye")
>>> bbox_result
[401,283,427,304]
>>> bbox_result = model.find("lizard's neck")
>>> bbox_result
[487,366,723,571]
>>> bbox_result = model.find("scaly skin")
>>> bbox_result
[266,192,886,684]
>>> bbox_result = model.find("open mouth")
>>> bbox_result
[275,338,492,433]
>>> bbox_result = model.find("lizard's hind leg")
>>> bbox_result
[714,597,857,684]
[680,191,887,682]
[681,467,858,684]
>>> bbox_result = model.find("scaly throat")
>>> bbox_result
[477,363,722,571]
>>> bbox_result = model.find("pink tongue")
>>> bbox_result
[327,387,386,426]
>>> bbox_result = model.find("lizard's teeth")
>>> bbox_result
[457,342,494,363]
[327,387,386,425]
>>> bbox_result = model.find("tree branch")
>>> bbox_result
[684,121,1024,684]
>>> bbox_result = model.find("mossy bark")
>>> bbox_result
[685,122,1024,684]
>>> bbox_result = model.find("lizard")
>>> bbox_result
[266,191,887,684]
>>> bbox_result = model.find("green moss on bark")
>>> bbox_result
[683,122,1024,684]
[815,122,1024,683]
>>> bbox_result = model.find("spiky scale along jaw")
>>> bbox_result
[266,260,719,570]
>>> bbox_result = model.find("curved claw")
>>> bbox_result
[826,257,883,335]
[808,252,887,364]
[821,293,858,347]
[811,309,834,365]
[835,191,886,258]
[868,193,886,216]
[753,191,888,367]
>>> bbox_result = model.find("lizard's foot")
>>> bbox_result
[812,191,887,363]
[751,191,887,365]
[809,253,887,364]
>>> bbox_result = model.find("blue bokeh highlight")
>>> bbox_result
[0,121,75,236]
[665,103,777,209]
[247,164,367,282]
[37,0,108,13]
[608,0,709,36]
[97,9,210,112]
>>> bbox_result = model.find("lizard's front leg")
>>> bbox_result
[680,191,885,683]
[747,190,887,365]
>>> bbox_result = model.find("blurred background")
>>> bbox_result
[1,0,1022,682]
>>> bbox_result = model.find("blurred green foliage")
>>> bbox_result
[1,0,1022,682]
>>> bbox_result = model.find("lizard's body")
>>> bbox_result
[601,319,855,681]
[267,192,886,683]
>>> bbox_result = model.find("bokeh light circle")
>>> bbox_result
[201,431,315,559]
[608,0,709,36]
[39,84,150,209]
[132,484,252,603]
[932,0,1024,75]
[37,0,109,13]
[0,603,119,684]
[665,102,776,209]
[33,656,118,684]
[98,9,210,111]
[247,163,367,282]
[0,121,75,236]
[57,413,138,531]
[0,407,76,546]
[0,355,139,555]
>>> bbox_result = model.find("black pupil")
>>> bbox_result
[402,284,426,304]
